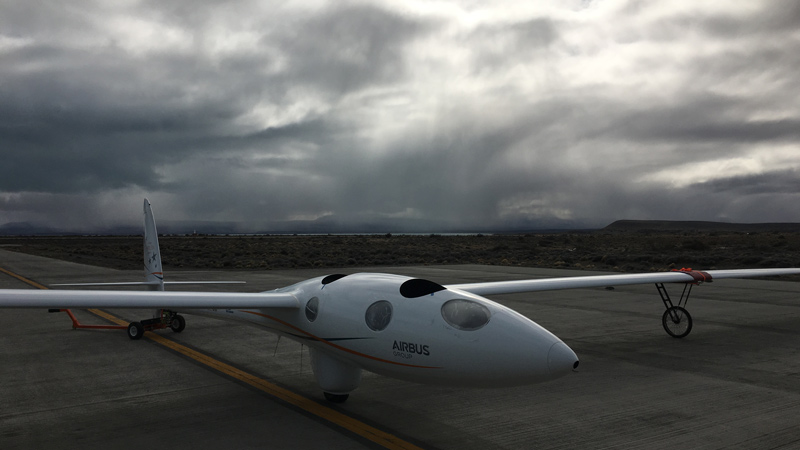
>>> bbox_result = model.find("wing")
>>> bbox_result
[448,268,800,296]
[0,289,299,309]
[50,281,246,287]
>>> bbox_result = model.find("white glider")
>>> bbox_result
[0,199,798,402]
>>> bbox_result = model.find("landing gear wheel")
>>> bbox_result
[127,322,145,340]
[324,392,349,403]
[170,315,186,333]
[662,306,692,338]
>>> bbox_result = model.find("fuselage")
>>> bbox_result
[190,273,579,388]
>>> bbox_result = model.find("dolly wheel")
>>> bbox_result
[324,392,349,403]
[127,322,145,340]
[170,315,186,333]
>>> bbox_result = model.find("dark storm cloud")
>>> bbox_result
[1,1,431,195]
[1,1,799,232]
[613,94,800,144]
[687,1,800,38]
[691,169,800,196]
[1,43,237,192]
[274,3,432,92]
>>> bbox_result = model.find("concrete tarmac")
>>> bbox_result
[1,249,800,449]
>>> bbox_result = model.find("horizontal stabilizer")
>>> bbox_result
[51,281,165,287]
[51,281,246,287]
[0,289,298,309]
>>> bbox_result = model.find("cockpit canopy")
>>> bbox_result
[400,278,446,298]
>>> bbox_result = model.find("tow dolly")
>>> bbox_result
[48,308,185,340]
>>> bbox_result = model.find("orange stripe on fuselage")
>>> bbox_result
[239,310,442,370]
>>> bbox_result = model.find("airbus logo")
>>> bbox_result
[392,340,430,357]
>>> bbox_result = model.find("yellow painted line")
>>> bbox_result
[88,308,127,325]
[0,266,424,450]
[0,267,50,290]
[145,331,423,450]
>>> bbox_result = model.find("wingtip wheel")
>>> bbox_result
[323,392,350,403]
[655,273,703,339]
[662,306,692,338]
[127,322,145,340]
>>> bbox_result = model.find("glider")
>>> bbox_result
[0,200,798,402]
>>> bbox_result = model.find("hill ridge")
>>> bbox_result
[604,220,799,233]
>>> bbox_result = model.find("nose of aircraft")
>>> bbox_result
[547,342,579,377]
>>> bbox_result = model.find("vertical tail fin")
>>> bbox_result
[50,199,242,290]
[143,199,165,291]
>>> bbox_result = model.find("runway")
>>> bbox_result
[2,248,800,449]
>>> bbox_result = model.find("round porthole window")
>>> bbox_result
[365,300,393,331]
[305,297,319,322]
[441,299,490,331]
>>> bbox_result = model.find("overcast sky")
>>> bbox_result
[2,1,799,232]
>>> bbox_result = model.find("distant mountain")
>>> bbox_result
[5,217,795,237]
[604,220,800,233]
[0,215,591,236]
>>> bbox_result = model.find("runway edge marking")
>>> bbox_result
[0,265,425,450]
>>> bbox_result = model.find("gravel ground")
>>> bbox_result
[2,230,799,275]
